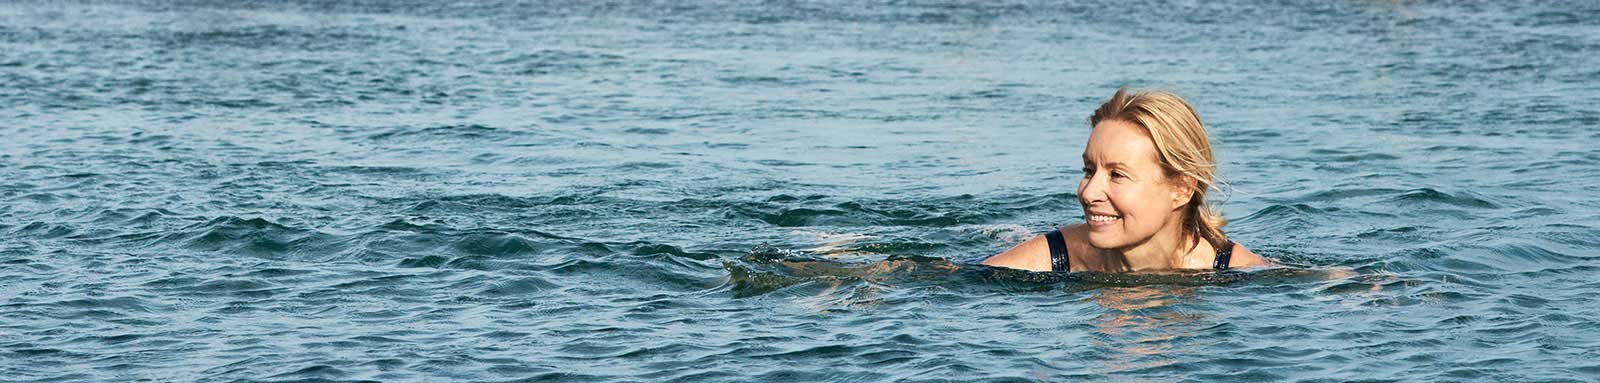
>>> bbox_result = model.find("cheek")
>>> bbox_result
[1108,185,1158,219]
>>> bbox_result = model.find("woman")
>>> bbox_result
[983,88,1269,272]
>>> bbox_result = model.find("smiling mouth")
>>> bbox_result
[1087,214,1121,226]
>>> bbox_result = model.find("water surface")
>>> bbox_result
[3,0,1599,381]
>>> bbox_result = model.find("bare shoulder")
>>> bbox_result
[1228,242,1272,268]
[980,230,1055,272]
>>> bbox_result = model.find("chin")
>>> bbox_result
[1085,232,1124,249]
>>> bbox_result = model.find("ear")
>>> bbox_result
[1169,175,1196,210]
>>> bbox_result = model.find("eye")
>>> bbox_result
[1111,171,1129,179]
[1081,167,1094,177]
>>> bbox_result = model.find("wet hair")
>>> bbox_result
[1090,87,1228,251]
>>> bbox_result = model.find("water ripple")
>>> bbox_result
[3,0,1599,381]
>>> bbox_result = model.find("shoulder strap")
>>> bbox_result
[1045,229,1069,272]
[1213,240,1235,270]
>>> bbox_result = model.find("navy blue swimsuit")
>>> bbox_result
[1044,230,1234,272]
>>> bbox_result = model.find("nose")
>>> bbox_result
[1078,169,1106,206]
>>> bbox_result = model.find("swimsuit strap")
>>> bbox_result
[1213,240,1235,270]
[1045,229,1069,272]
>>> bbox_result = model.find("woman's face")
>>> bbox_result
[1078,119,1190,250]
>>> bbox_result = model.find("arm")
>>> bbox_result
[981,234,1053,272]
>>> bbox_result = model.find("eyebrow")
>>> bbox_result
[1080,156,1131,169]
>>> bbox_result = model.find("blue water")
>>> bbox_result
[3,1,1600,381]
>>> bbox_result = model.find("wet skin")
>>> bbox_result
[983,119,1267,272]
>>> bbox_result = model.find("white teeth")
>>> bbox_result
[1089,215,1120,222]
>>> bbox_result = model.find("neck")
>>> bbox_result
[1101,216,1193,271]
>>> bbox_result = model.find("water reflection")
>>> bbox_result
[1089,286,1206,375]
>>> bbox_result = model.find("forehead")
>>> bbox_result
[1082,119,1160,167]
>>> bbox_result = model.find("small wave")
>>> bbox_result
[621,127,674,135]
[366,124,530,143]
[193,278,281,296]
[1482,241,1589,273]
[723,193,1071,229]
[1513,10,1588,27]
[717,75,810,86]
[1325,152,1401,162]
[753,159,815,167]
[614,161,679,170]
[631,242,719,261]
[45,296,159,314]
[154,25,392,51]
[9,221,77,239]
[1236,203,1330,231]
[495,49,626,75]
[478,277,561,297]
[163,216,343,261]
[735,205,852,227]
[315,164,432,177]
[451,232,547,257]
[1296,187,1403,202]
[1383,188,1499,209]
[265,365,353,381]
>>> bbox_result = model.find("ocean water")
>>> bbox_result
[3,0,1599,381]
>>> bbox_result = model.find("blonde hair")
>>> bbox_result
[1090,88,1228,251]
